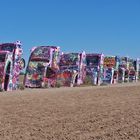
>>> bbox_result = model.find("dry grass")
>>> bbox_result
[19,74,25,83]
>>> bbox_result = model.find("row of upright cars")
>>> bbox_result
[0,41,140,91]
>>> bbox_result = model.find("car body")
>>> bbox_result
[24,46,60,88]
[0,41,25,91]
[86,53,104,85]
[57,52,86,87]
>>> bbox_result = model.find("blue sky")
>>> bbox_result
[0,0,140,62]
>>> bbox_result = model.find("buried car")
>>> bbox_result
[0,41,25,91]
[24,46,60,88]
[86,53,104,85]
[57,52,86,87]
[103,56,119,84]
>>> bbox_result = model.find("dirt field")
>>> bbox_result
[0,83,140,140]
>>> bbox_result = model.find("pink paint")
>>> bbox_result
[0,41,25,91]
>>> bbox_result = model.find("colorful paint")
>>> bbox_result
[127,58,136,81]
[117,57,138,82]
[86,53,104,85]
[103,56,119,84]
[57,52,86,87]
[134,58,140,81]
[24,46,60,88]
[0,41,25,91]
[104,56,116,68]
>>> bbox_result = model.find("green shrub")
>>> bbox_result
[83,75,93,85]
[55,80,62,88]
[0,88,3,92]
[100,82,108,86]
[18,84,25,90]
[0,78,3,92]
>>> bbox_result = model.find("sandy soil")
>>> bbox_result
[0,82,140,140]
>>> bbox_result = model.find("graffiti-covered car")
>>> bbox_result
[127,58,136,81]
[0,41,25,91]
[24,46,60,88]
[103,56,119,84]
[134,58,140,81]
[57,52,86,87]
[86,53,104,85]
[118,57,136,82]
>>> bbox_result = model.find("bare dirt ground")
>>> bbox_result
[0,82,140,140]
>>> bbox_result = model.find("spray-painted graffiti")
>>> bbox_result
[0,41,25,91]
[24,46,60,88]
[103,56,119,84]
[57,52,86,87]
[19,43,140,88]
[134,58,140,81]
[86,53,104,85]
[104,56,116,68]
[117,57,138,82]
[127,59,136,81]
